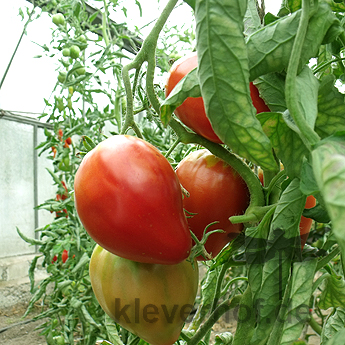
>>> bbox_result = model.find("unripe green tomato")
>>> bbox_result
[62,48,70,57]
[90,245,199,345]
[69,45,80,59]
[76,67,85,76]
[57,72,66,84]
[52,13,65,26]
[53,335,65,345]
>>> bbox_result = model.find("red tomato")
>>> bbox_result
[165,53,270,144]
[176,149,250,260]
[52,255,58,264]
[74,135,192,265]
[165,53,222,143]
[58,129,63,141]
[249,82,271,113]
[61,249,68,263]
[65,137,72,145]
[300,195,316,249]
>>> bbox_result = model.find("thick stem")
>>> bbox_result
[285,0,320,149]
[188,295,242,345]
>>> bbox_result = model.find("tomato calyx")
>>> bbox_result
[189,223,225,261]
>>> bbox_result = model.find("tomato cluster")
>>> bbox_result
[75,135,199,344]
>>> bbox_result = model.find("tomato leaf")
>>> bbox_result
[318,273,345,310]
[183,0,195,10]
[245,207,273,305]
[105,314,124,345]
[279,259,317,345]
[295,66,319,129]
[321,307,345,344]
[316,75,345,138]
[322,329,345,345]
[312,134,345,260]
[244,0,262,37]
[160,67,200,126]
[254,73,287,113]
[258,112,309,178]
[247,3,341,81]
[195,0,276,170]
[250,179,306,345]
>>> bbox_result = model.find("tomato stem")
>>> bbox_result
[188,295,242,345]
[121,0,178,134]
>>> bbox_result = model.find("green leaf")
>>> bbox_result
[195,0,276,170]
[16,227,45,246]
[312,135,345,257]
[279,259,317,345]
[105,314,124,345]
[288,0,301,12]
[244,0,262,37]
[295,66,319,129]
[321,307,345,344]
[258,112,309,178]
[183,0,195,10]
[215,332,234,344]
[319,274,345,310]
[254,73,287,113]
[246,207,274,304]
[160,67,200,126]
[71,252,90,273]
[247,3,341,81]
[316,75,345,138]
[323,329,345,345]
[188,267,219,331]
[250,179,306,345]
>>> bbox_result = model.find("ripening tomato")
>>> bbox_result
[90,245,199,345]
[176,149,250,260]
[74,135,192,265]
[61,249,68,263]
[165,53,221,143]
[165,53,270,144]
[249,82,271,113]
[300,195,316,248]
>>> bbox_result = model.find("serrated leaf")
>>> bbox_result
[312,135,345,257]
[279,259,317,345]
[316,75,345,138]
[195,0,276,170]
[247,3,340,81]
[258,112,309,178]
[160,67,200,126]
[319,274,345,310]
[321,307,345,344]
